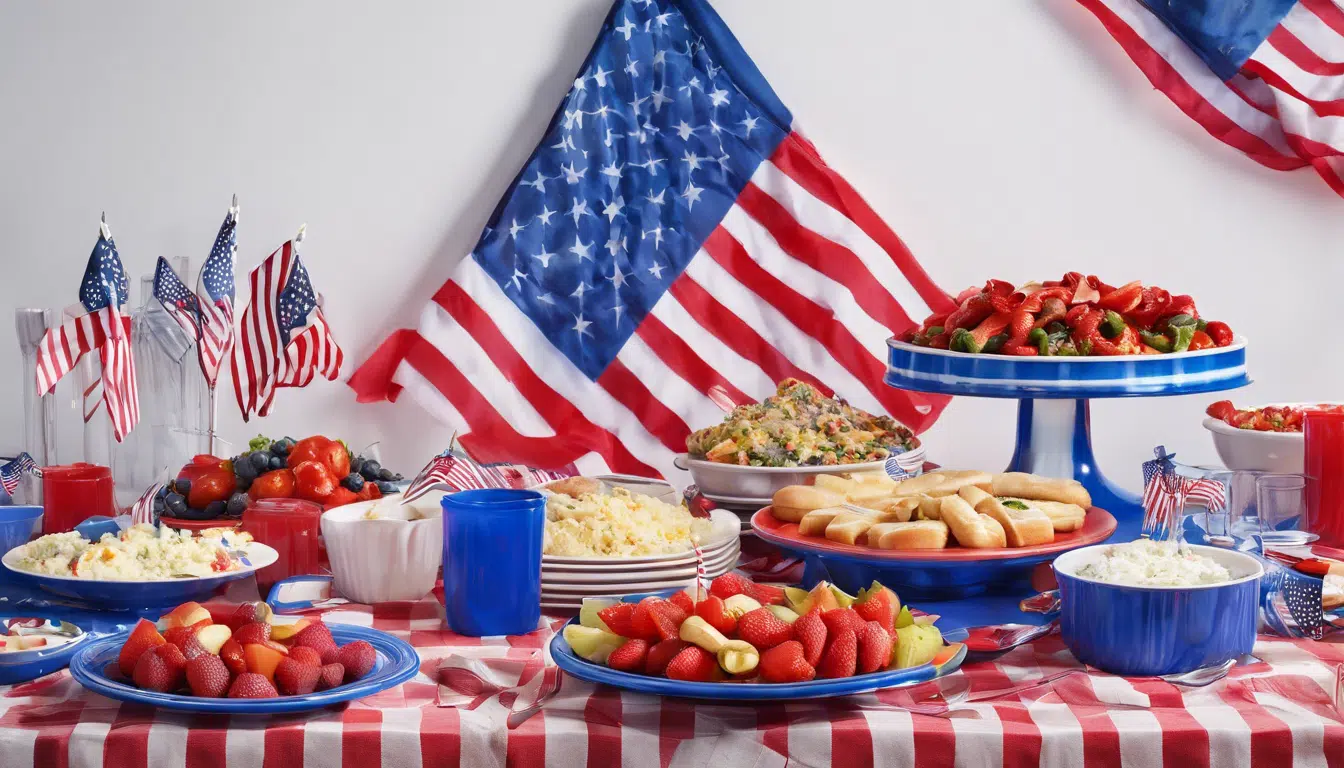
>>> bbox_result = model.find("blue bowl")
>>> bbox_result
[0,507,42,558]
[1053,544,1262,676]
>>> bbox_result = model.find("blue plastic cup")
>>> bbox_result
[441,489,546,636]
[0,507,42,578]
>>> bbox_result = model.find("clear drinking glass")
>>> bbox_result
[1257,474,1316,546]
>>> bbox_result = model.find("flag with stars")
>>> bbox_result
[229,232,344,421]
[153,203,237,387]
[35,219,140,441]
[349,0,953,480]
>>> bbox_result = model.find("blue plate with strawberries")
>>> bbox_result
[68,623,420,713]
[549,588,967,702]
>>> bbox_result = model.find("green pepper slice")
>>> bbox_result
[1171,324,1196,352]
[1139,330,1173,353]
[1027,327,1050,356]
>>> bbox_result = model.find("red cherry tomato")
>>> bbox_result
[249,469,296,500]
[188,470,236,509]
[323,487,359,509]
[292,460,336,503]
[286,436,333,470]
[316,441,350,480]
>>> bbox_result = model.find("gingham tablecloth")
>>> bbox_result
[1,595,1341,768]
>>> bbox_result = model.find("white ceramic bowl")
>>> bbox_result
[320,492,445,604]
[674,444,925,499]
[1200,401,1327,473]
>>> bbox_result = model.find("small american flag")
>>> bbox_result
[229,230,344,421]
[154,202,237,387]
[402,450,573,504]
[1142,447,1228,540]
[0,454,37,496]
[35,217,140,442]
[348,0,952,479]
[1077,0,1344,198]
[130,482,165,526]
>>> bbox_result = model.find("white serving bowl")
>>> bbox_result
[1201,402,1324,473]
[320,492,445,604]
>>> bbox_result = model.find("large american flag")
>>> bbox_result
[229,232,344,421]
[1078,0,1344,197]
[35,219,140,442]
[349,0,953,480]
[153,202,237,387]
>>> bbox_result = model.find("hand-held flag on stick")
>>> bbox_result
[229,227,344,421]
[154,199,238,387]
[35,216,140,441]
[1076,0,1344,197]
[0,454,37,496]
[349,0,954,480]
[402,448,573,505]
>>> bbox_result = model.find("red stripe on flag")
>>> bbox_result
[1301,0,1344,37]
[735,181,914,332]
[433,281,658,475]
[1266,27,1344,77]
[769,137,956,316]
[595,359,691,453]
[1242,61,1344,117]
[702,226,943,432]
[633,313,752,406]
[667,273,829,396]
[1076,0,1308,171]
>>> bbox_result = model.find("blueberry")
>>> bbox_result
[156,485,170,499]
[175,505,217,521]
[349,457,364,476]
[360,460,382,480]
[165,493,187,516]
[269,455,285,470]
[235,459,258,481]
[392,473,404,481]
[378,468,395,481]
[153,497,165,513]
[376,481,398,494]
[236,475,253,492]
[174,478,191,497]
[250,452,272,471]
[226,492,250,516]
[341,473,365,492]
[272,442,289,457]
[204,500,227,518]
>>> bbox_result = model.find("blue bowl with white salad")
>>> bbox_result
[1052,541,1262,676]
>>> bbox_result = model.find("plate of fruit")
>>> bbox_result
[551,574,965,701]
[67,601,420,713]
[0,616,92,684]
[154,435,406,525]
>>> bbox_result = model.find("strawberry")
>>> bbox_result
[118,619,167,677]
[857,621,892,675]
[292,460,337,504]
[853,582,900,632]
[746,582,786,606]
[708,573,752,601]
[219,639,248,676]
[336,640,377,682]
[630,598,685,642]
[758,640,816,684]
[185,654,232,698]
[664,645,719,682]
[597,603,638,638]
[694,596,738,636]
[133,646,181,693]
[818,627,857,679]
[668,591,695,615]
[323,487,359,508]
[644,639,689,676]
[249,469,296,501]
[321,646,343,666]
[230,602,273,629]
[286,436,334,470]
[288,646,323,669]
[793,609,828,667]
[228,672,279,699]
[232,622,271,646]
[820,609,866,637]
[158,643,188,679]
[736,608,793,650]
[316,663,345,691]
[605,639,650,672]
[274,657,321,695]
[292,623,337,657]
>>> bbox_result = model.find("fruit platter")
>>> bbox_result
[1202,401,1344,473]
[68,600,419,713]
[0,616,91,684]
[551,573,966,701]
[153,435,406,525]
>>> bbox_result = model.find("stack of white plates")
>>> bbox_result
[540,509,741,611]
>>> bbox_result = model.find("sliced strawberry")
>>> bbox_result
[596,603,638,639]
[818,627,857,679]
[664,646,719,682]
[644,639,689,677]
[857,621,893,675]
[708,573,752,601]
[793,609,828,667]
[118,619,166,677]
[606,639,650,672]
[746,582,786,606]
[694,596,738,636]
[736,608,793,650]
[668,591,695,615]
[820,609,866,637]
[758,640,815,684]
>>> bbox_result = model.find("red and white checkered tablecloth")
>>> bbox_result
[1,594,1342,768]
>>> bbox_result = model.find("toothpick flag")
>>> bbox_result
[35,216,140,441]
[154,199,237,387]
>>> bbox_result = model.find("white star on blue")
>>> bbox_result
[80,229,129,312]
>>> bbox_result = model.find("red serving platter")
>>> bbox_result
[751,505,1117,562]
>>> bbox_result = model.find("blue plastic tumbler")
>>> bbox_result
[441,489,546,636]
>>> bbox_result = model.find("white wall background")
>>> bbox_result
[1,0,1340,492]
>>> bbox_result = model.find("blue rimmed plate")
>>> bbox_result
[0,615,94,685]
[550,617,966,701]
[68,623,420,713]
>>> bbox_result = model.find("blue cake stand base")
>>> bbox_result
[885,339,1251,544]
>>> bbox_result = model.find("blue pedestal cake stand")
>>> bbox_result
[885,338,1251,543]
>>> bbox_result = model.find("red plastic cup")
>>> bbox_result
[40,463,115,534]
[1304,410,1344,548]
[241,498,325,591]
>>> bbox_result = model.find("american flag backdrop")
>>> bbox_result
[349,0,954,480]
[1077,0,1344,197]
[229,232,344,422]
[35,219,140,442]
[153,202,238,386]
